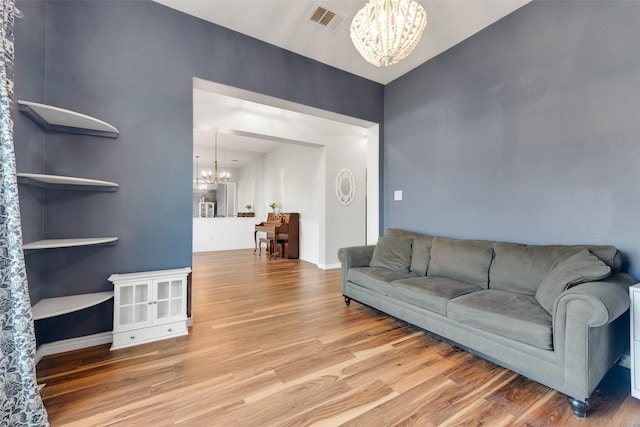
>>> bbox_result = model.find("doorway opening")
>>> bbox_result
[192,78,379,269]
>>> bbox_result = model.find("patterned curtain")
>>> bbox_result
[0,1,49,425]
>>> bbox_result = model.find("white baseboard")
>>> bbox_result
[35,317,195,364]
[35,332,113,365]
[318,262,341,270]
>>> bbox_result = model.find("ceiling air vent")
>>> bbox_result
[307,4,346,32]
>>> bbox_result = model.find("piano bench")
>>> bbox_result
[277,239,287,258]
[259,237,277,259]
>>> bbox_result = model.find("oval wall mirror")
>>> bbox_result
[335,168,355,205]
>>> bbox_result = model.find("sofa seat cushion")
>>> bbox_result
[389,277,482,315]
[447,290,553,350]
[348,267,416,295]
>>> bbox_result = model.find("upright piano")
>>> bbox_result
[254,212,299,259]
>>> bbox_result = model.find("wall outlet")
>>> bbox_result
[394,190,403,201]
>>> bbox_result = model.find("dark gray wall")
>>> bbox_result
[14,0,383,344]
[384,1,640,278]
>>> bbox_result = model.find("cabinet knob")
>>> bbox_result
[167,328,172,332]
[130,336,135,340]
[148,302,153,305]
[153,301,157,304]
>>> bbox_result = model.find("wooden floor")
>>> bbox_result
[37,250,640,426]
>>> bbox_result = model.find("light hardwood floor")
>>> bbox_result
[37,250,640,426]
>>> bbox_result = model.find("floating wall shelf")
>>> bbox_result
[17,173,118,192]
[18,100,119,138]
[32,292,114,320]
[18,99,120,338]
[23,237,118,251]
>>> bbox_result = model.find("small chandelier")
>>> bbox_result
[350,0,427,67]
[201,132,230,185]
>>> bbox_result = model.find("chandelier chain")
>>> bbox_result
[201,131,230,185]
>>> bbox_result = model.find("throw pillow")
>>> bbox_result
[370,235,412,273]
[535,249,612,314]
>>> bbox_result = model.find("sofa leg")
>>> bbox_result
[567,396,589,418]
[344,296,351,306]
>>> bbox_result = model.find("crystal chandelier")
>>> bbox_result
[201,132,230,185]
[350,0,427,67]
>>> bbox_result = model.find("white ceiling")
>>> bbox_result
[155,0,530,85]
[194,128,279,169]
[194,87,301,169]
[192,85,370,169]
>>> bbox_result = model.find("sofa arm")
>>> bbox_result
[338,245,375,268]
[552,273,636,399]
[337,245,375,293]
[555,273,635,327]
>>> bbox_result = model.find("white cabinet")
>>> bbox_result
[199,201,215,218]
[109,268,191,350]
[631,284,640,399]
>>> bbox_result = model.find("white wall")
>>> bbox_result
[264,144,324,264]
[324,134,368,268]
[193,217,257,252]
[236,155,266,220]
[261,136,368,268]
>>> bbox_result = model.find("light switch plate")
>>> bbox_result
[394,190,403,201]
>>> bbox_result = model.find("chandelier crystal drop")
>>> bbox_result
[350,0,427,67]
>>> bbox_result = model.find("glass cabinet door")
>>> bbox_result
[155,278,185,323]
[116,281,151,329]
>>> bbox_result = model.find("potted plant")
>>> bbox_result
[240,203,254,217]
[269,202,278,212]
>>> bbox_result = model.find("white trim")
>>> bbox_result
[34,317,195,364]
[108,267,191,283]
[193,78,377,129]
[35,332,113,365]
[318,262,341,270]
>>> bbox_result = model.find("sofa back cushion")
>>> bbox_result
[386,229,433,276]
[490,242,619,295]
[427,237,494,288]
[369,235,413,273]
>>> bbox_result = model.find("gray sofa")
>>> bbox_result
[338,228,637,417]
